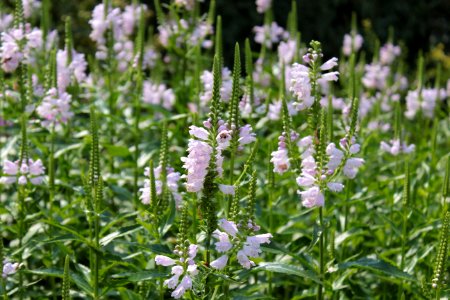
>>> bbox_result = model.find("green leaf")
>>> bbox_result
[338,257,417,281]
[104,145,131,157]
[26,268,93,295]
[111,270,167,282]
[251,262,320,283]
[100,224,142,247]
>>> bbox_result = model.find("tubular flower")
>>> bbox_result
[210,219,273,270]
[37,88,74,127]
[1,159,45,185]
[155,243,199,299]
[380,139,415,156]
[140,165,182,207]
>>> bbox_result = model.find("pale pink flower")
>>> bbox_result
[256,0,272,13]
[299,186,325,208]
[343,158,364,179]
[219,219,238,237]
[342,33,363,56]
[237,250,255,269]
[211,255,228,270]
[155,255,176,266]
[219,184,235,195]
[270,148,290,174]
[238,124,256,146]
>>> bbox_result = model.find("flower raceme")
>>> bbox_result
[1,158,45,185]
[289,56,339,111]
[182,120,256,193]
[36,88,74,128]
[155,244,199,299]
[296,135,364,208]
[2,259,19,278]
[210,219,273,270]
[0,24,43,72]
[380,139,415,156]
[139,165,182,208]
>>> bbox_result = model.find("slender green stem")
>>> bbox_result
[317,207,324,300]
[94,210,100,299]
[49,124,55,211]
[18,188,25,300]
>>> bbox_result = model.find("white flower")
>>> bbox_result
[296,173,316,187]
[238,124,256,146]
[2,260,19,278]
[270,148,290,174]
[326,143,344,172]
[256,0,272,13]
[155,255,176,266]
[343,158,364,179]
[217,130,232,150]
[219,184,235,195]
[213,230,233,252]
[327,182,344,192]
[299,186,325,208]
[342,33,363,56]
[379,43,401,65]
[237,250,255,269]
[320,57,338,71]
[278,39,296,64]
[219,219,238,237]
[211,255,229,270]
[143,81,175,110]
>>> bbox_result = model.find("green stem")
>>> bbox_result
[49,124,55,211]
[317,207,324,300]
[18,188,25,300]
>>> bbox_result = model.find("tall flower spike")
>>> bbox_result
[13,0,24,28]
[431,210,450,289]
[244,39,255,114]
[402,162,410,207]
[215,16,223,68]
[65,17,73,64]
[62,255,71,300]
[245,170,257,225]
[89,106,100,188]
[229,42,241,132]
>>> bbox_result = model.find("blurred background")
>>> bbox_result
[2,0,449,67]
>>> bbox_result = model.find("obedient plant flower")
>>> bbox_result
[270,133,291,174]
[90,3,146,71]
[143,81,176,110]
[200,68,232,105]
[255,0,272,14]
[23,0,41,19]
[296,135,363,208]
[140,165,182,207]
[290,52,339,111]
[362,63,390,91]
[175,0,195,11]
[379,43,401,65]
[37,88,74,128]
[2,259,19,278]
[253,22,289,49]
[0,25,43,72]
[380,139,415,156]
[158,18,213,50]
[0,13,13,32]
[405,88,447,119]
[238,124,256,149]
[278,39,297,64]
[155,244,199,299]
[210,218,272,270]
[342,32,363,56]
[1,158,45,185]
[56,49,88,92]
